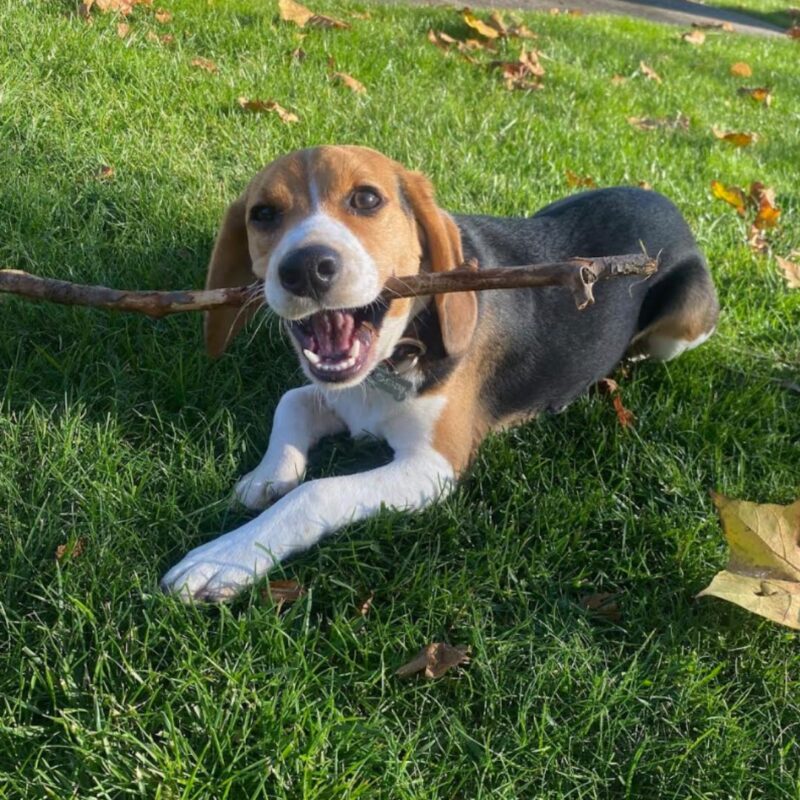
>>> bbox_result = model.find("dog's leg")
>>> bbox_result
[161,446,455,602]
[627,258,719,362]
[234,385,346,510]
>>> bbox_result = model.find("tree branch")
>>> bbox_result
[0,253,658,319]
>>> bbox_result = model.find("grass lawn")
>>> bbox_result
[1,0,799,797]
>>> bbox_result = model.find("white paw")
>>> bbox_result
[234,470,299,510]
[160,532,277,602]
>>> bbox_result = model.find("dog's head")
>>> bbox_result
[204,145,477,387]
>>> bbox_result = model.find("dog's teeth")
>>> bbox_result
[348,339,361,359]
[303,348,320,365]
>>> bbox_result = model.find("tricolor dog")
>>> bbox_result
[161,145,718,601]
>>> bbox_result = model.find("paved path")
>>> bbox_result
[385,0,784,37]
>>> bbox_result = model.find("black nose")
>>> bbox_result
[278,245,342,298]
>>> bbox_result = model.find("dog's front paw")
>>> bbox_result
[160,533,276,602]
[234,470,299,510]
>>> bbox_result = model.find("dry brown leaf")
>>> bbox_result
[787,24,800,38]
[712,128,758,147]
[776,255,800,289]
[729,61,752,78]
[190,57,218,73]
[697,493,800,629]
[580,592,622,622]
[395,642,470,679]
[491,47,545,90]
[627,113,689,132]
[56,537,86,561]
[278,0,349,29]
[462,8,501,39]
[710,179,746,215]
[237,97,299,123]
[359,592,375,616]
[681,30,706,45]
[155,8,171,23]
[596,377,619,395]
[738,86,772,106]
[610,74,627,86]
[117,21,130,37]
[747,226,768,254]
[332,71,367,94]
[612,394,635,428]
[565,169,596,188]
[639,61,662,83]
[638,180,653,190]
[751,183,781,229]
[259,579,306,608]
[94,164,115,180]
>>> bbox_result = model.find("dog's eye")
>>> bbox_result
[349,187,382,212]
[250,204,281,225]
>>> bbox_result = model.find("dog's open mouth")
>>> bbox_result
[287,302,388,383]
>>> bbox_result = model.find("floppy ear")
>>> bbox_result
[203,193,257,358]
[401,171,477,357]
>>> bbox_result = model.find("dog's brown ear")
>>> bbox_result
[203,192,257,358]
[401,171,477,357]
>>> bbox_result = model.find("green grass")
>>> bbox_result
[1,1,799,797]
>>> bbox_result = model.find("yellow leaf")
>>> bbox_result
[710,179,746,215]
[332,71,367,94]
[697,494,800,629]
[681,30,705,45]
[697,572,800,630]
[639,61,662,83]
[462,9,500,39]
[753,199,781,229]
[712,128,758,147]
[237,97,299,123]
[738,86,772,105]
[776,255,800,289]
[730,61,752,78]
[565,169,596,188]
[278,0,349,29]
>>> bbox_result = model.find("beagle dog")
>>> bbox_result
[161,145,718,601]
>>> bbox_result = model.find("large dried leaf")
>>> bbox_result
[278,0,349,29]
[738,86,772,106]
[710,179,746,216]
[776,254,800,289]
[729,61,752,78]
[712,128,758,147]
[462,9,500,39]
[395,642,470,679]
[332,71,366,94]
[698,494,800,629]
[751,183,781,229]
[237,97,299,123]
[681,30,706,45]
[639,61,662,83]
[491,47,545,90]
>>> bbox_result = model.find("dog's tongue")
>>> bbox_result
[312,311,355,357]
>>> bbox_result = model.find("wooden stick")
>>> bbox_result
[0,253,658,319]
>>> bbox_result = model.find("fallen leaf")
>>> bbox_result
[237,97,299,123]
[681,29,706,45]
[776,255,800,289]
[610,74,627,86]
[710,179,746,216]
[750,183,781,230]
[359,592,374,616]
[712,128,758,147]
[491,47,545,90]
[729,61,752,77]
[639,60,662,83]
[580,592,622,622]
[565,169,596,188]
[395,642,470,679]
[278,0,349,29]
[697,493,800,630]
[737,86,772,106]
[56,537,86,561]
[747,226,768,254]
[147,30,174,43]
[462,8,501,39]
[627,113,689,132]
[190,57,218,73]
[259,579,306,608]
[638,180,653,190]
[154,8,171,23]
[612,394,634,428]
[596,377,619,395]
[117,21,130,37]
[787,24,800,38]
[332,71,366,94]
[94,164,115,180]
